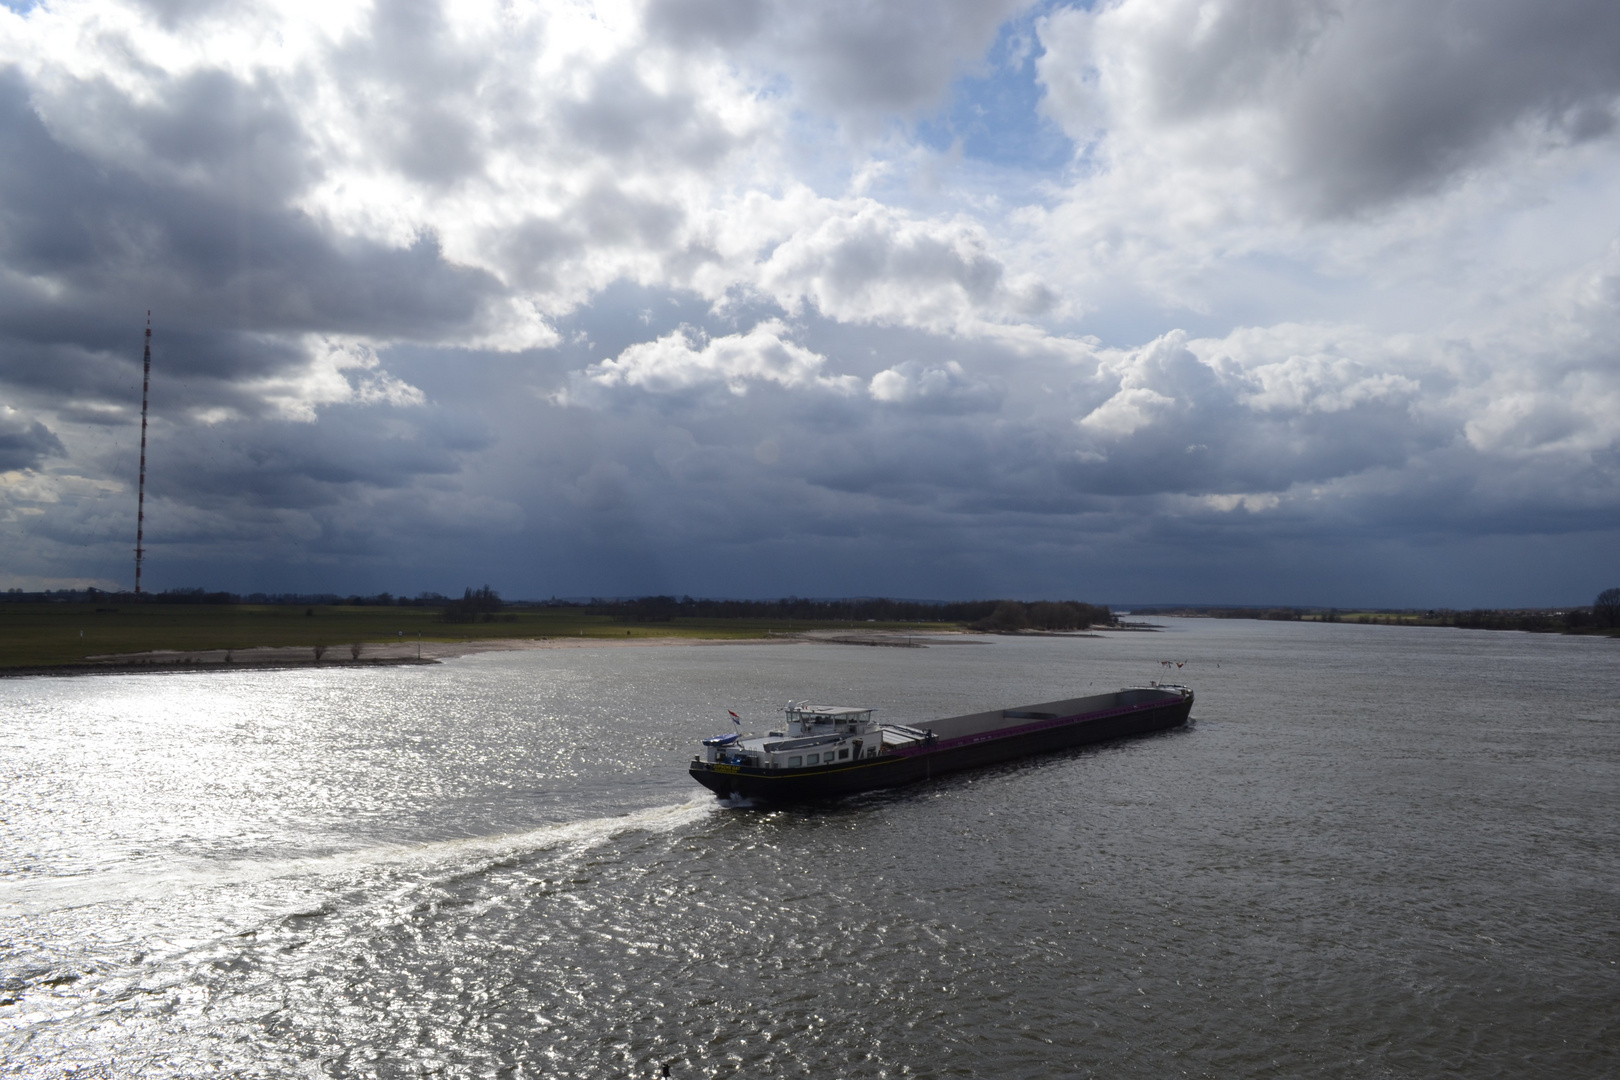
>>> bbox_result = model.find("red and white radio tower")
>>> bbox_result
[134,312,152,596]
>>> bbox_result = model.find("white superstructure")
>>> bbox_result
[700,703,926,771]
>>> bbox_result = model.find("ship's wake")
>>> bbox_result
[0,796,718,920]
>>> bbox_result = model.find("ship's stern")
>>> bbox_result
[690,759,755,799]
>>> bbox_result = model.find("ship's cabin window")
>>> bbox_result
[838,749,849,760]
[788,756,802,767]
[807,753,820,765]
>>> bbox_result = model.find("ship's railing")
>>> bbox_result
[886,723,936,741]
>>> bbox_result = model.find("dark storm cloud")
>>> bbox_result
[1040,0,1620,215]
[329,0,490,185]
[556,318,1434,520]
[0,0,783,589]
[0,409,65,471]
[0,51,522,587]
[2,0,1616,606]
[112,66,313,202]
[647,0,1031,116]
[1282,0,1620,213]
[559,57,742,168]
[0,72,499,397]
[485,183,693,299]
[151,405,491,507]
[645,0,764,46]
[126,0,242,27]
[542,303,1603,606]
[6,391,507,588]
[316,0,747,200]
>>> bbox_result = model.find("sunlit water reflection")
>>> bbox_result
[2,621,1616,1077]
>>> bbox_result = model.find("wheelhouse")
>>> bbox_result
[698,703,889,771]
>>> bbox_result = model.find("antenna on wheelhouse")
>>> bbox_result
[134,312,152,596]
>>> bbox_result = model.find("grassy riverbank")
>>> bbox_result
[0,602,951,669]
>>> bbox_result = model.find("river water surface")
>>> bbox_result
[2,619,1617,1078]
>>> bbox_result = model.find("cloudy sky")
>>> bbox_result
[1,0,1618,605]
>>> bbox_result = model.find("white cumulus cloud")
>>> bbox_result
[566,320,860,400]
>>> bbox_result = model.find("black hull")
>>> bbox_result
[690,692,1192,802]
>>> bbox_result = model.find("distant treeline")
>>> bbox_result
[584,596,1114,631]
[439,586,508,624]
[2,587,458,607]
[11,587,1614,635]
[1146,603,1619,634]
[1153,607,1313,621]
[1448,608,1609,632]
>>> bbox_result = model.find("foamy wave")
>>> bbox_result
[0,797,717,918]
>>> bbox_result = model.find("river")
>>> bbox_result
[2,618,1616,1077]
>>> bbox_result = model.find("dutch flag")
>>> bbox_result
[728,709,741,728]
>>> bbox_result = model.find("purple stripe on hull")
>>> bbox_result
[893,696,1184,758]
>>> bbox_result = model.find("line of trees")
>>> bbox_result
[1596,587,1620,629]
[0,587,457,606]
[1147,591,1620,634]
[439,586,504,623]
[967,600,1113,632]
[584,595,1114,630]
[1450,609,1589,632]
[1157,607,1308,621]
[8,585,1613,633]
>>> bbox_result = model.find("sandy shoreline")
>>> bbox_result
[3,627,1007,677]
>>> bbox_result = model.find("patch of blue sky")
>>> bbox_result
[916,1,1076,175]
[0,0,39,12]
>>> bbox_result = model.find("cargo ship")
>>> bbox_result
[689,684,1193,802]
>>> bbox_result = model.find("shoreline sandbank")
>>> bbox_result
[2,627,995,677]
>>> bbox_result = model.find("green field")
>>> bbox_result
[0,603,949,669]
[1303,611,1434,624]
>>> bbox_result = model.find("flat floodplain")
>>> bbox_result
[1,618,1616,1077]
[0,603,946,669]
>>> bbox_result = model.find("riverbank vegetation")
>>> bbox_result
[0,590,1122,669]
[0,603,890,670]
[0,597,834,669]
[1142,600,1620,637]
[11,585,1608,671]
[584,595,1112,632]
